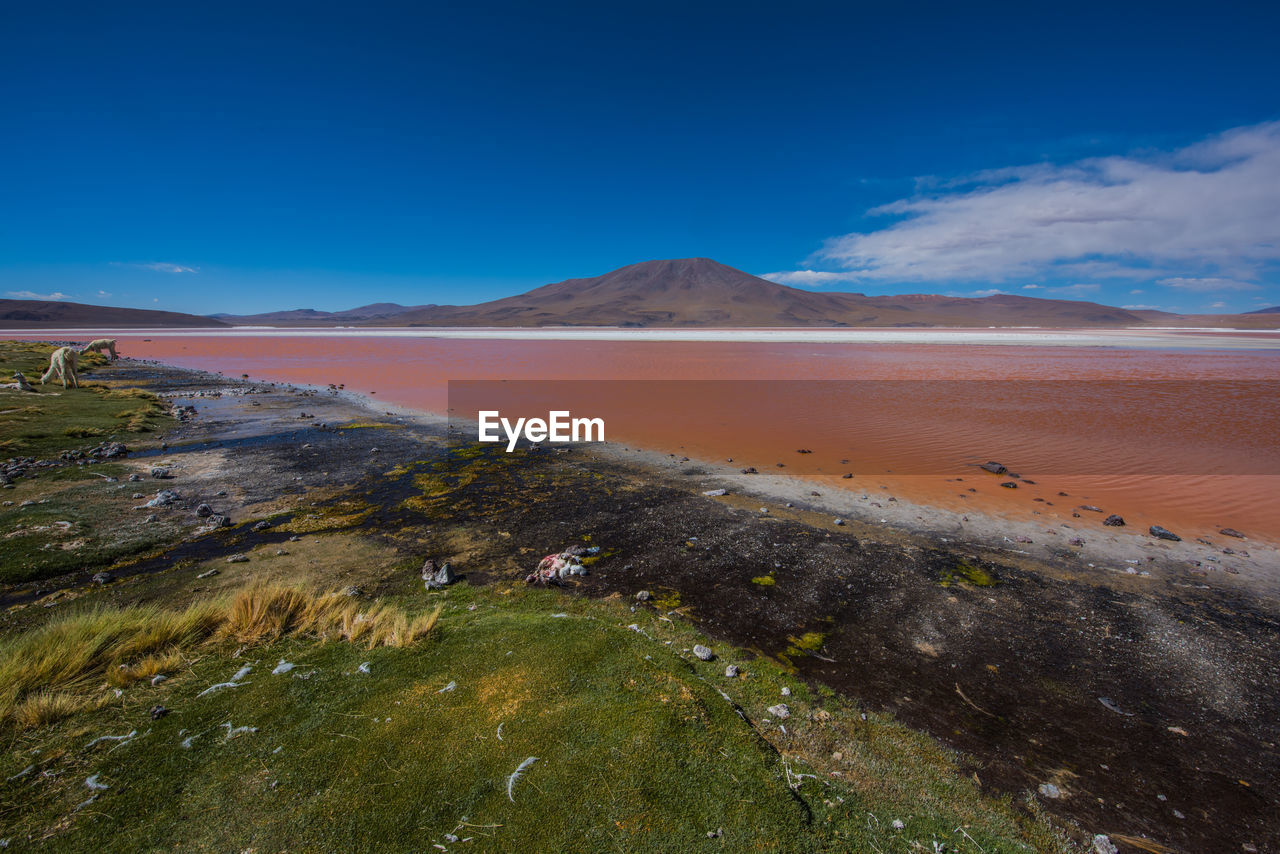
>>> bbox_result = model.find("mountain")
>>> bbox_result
[1247,305,1280,314]
[384,258,1149,328]
[0,299,229,328]
[212,303,430,326]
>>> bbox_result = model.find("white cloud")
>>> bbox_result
[1130,289,1145,294]
[759,269,861,287]
[1123,304,1168,311]
[97,290,112,298]
[1156,276,1261,292]
[142,262,197,274]
[1210,301,1228,308]
[968,288,1007,297]
[6,290,71,301]
[1042,283,1101,296]
[787,122,1280,285]
[1022,284,1041,289]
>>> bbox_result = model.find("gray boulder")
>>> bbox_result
[423,560,456,590]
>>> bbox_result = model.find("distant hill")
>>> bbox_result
[0,299,229,328]
[212,302,429,326]
[1247,305,1280,314]
[384,258,1150,328]
[194,258,1280,330]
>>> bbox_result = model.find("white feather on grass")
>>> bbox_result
[506,756,538,803]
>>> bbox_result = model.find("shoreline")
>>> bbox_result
[4,353,1279,851]
[6,325,1280,349]
[365,392,1280,600]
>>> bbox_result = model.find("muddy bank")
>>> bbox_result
[2,356,1277,853]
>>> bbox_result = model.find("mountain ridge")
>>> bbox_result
[384,258,1152,328]
[6,260,1278,329]
[0,299,228,328]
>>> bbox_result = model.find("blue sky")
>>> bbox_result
[2,0,1278,315]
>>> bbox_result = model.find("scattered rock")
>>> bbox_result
[196,568,219,579]
[841,472,853,479]
[1068,537,1086,546]
[151,675,167,686]
[701,489,728,497]
[693,644,714,661]
[91,571,113,585]
[143,489,180,508]
[342,586,364,597]
[725,664,739,678]
[1103,514,1125,527]
[195,503,213,518]
[251,520,272,532]
[1000,481,1018,489]
[780,686,791,696]
[149,467,172,479]
[1092,835,1119,854]
[423,560,456,590]
[1150,525,1181,542]
[226,553,249,563]
[127,473,143,482]
[150,705,169,720]
[1079,505,1103,513]
[274,549,289,556]
[767,703,790,718]
[1220,527,1246,539]
[1038,782,1061,799]
[980,461,1007,474]
[635,590,651,602]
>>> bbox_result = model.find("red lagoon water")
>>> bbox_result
[106,335,1280,543]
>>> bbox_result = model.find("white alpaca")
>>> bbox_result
[81,338,119,360]
[41,347,79,389]
[3,371,36,392]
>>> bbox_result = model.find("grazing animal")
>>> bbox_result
[81,338,119,360]
[41,347,79,389]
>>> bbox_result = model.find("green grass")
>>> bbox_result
[939,559,998,588]
[0,475,186,585]
[0,340,178,584]
[0,341,169,459]
[0,583,1074,852]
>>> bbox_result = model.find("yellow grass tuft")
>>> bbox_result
[0,585,439,730]
[104,387,155,400]
[13,692,91,729]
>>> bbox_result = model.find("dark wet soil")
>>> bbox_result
[3,358,1277,853]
